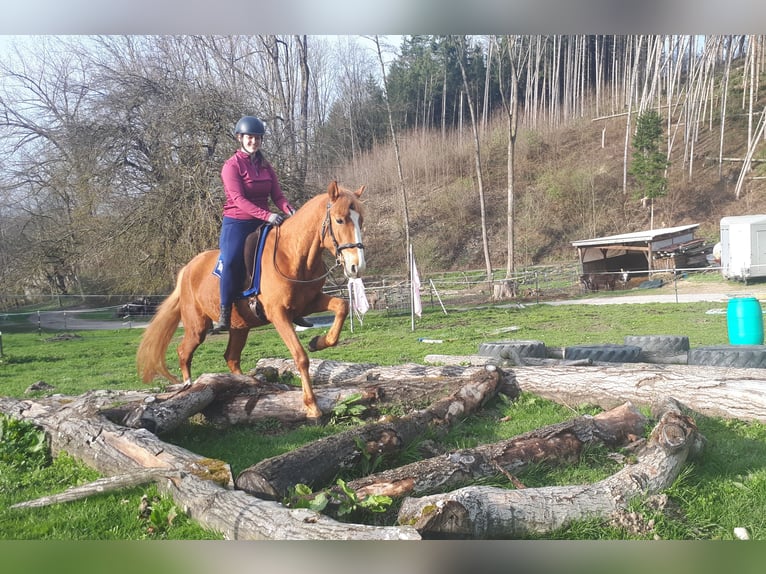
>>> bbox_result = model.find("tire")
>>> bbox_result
[563,344,642,363]
[624,335,690,355]
[478,340,547,360]
[688,345,766,369]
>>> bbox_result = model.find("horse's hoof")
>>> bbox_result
[308,336,320,352]
[306,406,323,422]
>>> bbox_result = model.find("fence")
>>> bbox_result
[0,262,741,332]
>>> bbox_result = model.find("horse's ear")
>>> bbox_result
[354,185,366,198]
[327,180,340,201]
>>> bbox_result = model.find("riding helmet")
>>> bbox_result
[235,116,265,136]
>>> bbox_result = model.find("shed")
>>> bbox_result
[720,214,766,281]
[572,224,701,275]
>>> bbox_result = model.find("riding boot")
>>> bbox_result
[213,305,231,332]
[293,316,313,328]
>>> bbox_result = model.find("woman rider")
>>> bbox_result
[214,115,300,331]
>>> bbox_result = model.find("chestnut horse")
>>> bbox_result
[136,181,366,419]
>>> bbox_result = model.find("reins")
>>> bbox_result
[271,202,364,285]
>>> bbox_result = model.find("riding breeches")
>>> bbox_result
[218,216,265,307]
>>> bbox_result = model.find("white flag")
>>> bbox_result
[348,277,370,320]
[411,251,422,318]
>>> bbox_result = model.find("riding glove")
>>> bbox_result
[268,213,285,226]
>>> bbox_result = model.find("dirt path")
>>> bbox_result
[548,277,766,306]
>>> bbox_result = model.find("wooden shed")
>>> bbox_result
[572,224,703,276]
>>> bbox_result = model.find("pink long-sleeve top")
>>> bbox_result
[220,150,291,220]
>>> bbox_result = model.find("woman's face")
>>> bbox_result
[239,133,262,154]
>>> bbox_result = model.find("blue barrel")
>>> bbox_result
[727,297,764,345]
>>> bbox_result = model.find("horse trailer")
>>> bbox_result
[720,214,766,282]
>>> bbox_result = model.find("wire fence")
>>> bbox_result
[0,262,742,334]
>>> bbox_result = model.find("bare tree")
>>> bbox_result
[372,35,411,263]
[452,35,493,283]
[493,35,529,292]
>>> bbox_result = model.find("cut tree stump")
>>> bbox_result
[235,365,514,499]
[346,402,648,500]
[397,397,704,539]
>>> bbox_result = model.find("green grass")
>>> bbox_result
[1,300,765,539]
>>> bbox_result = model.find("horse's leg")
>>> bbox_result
[307,294,348,352]
[176,306,209,385]
[269,314,321,420]
[223,328,250,375]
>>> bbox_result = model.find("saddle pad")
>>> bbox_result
[212,224,273,297]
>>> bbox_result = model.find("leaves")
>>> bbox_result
[0,414,50,470]
[284,479,392,518]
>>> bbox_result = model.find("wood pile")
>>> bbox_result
[653,239,714,270]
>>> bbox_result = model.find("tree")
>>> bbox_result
[629,110,669,229]
[452,35,493,283]
[372,35,411,265]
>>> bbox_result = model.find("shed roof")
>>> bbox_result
[571,224,699,248]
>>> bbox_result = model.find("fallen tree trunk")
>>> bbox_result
[347,402,648,499]
[397,397,704,538]
[235,366,514,500]
[104,365,496,433]
[511,362,766,423]
[10,469,175,509]
[265,358,766,423]
[0,394,419,540]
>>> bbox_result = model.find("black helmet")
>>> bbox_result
[235,116,265,135]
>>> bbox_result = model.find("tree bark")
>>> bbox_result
[511,362,766,424]
[347,402,648,500]
[235,366,512,499]
[100,362,509,434]
[0,394,419,540]
[397,397,704,539]
[10,469,174,509]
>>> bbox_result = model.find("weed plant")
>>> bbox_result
[1,300,765,539]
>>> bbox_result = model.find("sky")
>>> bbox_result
[1,1,765,36]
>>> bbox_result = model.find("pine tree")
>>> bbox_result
[629,110,669,228]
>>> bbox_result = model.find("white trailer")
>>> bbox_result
[720,214,766,281]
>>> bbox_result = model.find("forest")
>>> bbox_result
[1,34,765,308]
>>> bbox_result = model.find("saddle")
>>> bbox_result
[210,225,271,323]
[213,224,312,327]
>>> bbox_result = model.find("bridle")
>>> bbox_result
[320,202,365,260]
[272,202,364,284]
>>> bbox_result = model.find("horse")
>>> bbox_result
[136,180,366,420]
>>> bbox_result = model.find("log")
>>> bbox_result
[101,373,468,433]
[511,362,766,423]
[347,402,648,499]
[0,394,419,540]
[424,354,595,367]
[10,469,175,509]
[397,398,704,538]
[269,358,766,423]
[255,358,521,399]
[235,365,513,500]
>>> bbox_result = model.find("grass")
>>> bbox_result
[1,298,765,540]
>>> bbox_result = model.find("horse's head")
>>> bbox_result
[322,181,366,279]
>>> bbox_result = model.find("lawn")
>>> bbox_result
[2,299,766,541]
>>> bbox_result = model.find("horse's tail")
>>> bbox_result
[136,266,185,384]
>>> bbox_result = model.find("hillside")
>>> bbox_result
[326,109,766,277]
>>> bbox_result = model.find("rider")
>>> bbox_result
[214,115,299,332]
